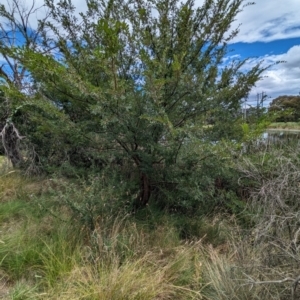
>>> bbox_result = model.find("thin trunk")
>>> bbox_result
[0,122,24,167]
[138,173,151,207]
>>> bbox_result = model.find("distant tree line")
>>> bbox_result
[269,95,300,122]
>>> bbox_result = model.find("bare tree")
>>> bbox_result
[0,0,50,167]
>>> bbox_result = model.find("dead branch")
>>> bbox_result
[0,122,25,167]
[242,274,300,300]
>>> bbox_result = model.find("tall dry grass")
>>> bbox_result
[1,151,300,299]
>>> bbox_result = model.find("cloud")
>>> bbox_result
[193,0,300,43]
[245,45,300,105]
[0,0,87,30]
[228,0,300,43]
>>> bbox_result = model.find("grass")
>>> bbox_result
[49,244,204,300]
[0,160,299,299]
[0,205,205,299]
[0,170,220,299]
[268,122,300,130]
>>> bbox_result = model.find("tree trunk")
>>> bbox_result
[0,122,23,167]
[136,172,151,208]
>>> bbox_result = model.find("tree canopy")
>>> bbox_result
[0,0,266,210]
[269,95,300,122]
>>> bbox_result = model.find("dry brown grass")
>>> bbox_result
[48,248,203,300]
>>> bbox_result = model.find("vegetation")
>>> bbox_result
[1,0,299,299]
[0,0,266,208]
[269,95,300,122]
[268,122,300,130]
[2,141,300,299]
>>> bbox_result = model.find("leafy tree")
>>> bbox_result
[2,0,267,209]
[269,95,300,122]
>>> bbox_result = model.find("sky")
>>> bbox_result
[1,0,300,106]
[224,0,300,106]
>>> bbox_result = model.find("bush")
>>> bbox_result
[37,169,134,231]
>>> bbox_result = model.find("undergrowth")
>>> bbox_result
[1,149,300,299]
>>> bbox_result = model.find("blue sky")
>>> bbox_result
[1,0,300,106]
[220,0,300,106]
[229,39,300,105]
[230,38,300,59]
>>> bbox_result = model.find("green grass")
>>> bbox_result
[0,173,222,299]
[268,122,300,130]
[0,170,298,299]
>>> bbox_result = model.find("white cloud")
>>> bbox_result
[228,0,300,43]
[194,0,300,43]
[0,0,87,30]
[245,45,300,105]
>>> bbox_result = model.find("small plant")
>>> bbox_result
[40,171,131,232]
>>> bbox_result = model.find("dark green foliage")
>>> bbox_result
[0,0,267,213]
[40,170,133,231]
[269,95,300,122]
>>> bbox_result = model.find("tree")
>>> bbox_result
[269,95,300,122]
[3,0,266,209]
[0,0,51,168]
